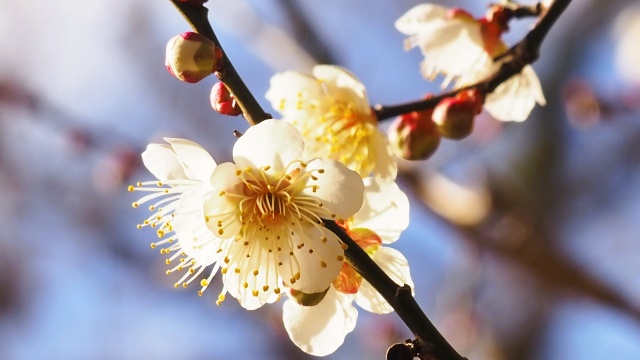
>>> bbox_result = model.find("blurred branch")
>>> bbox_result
[373,0,572,121]
[403,170,640,323]
[275,0,336,64]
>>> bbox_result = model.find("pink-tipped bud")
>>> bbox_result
[388,110,441,161]
[165,32,221,83]
[432,90,484,140]
[210,82,242,116]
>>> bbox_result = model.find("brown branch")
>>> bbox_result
[373,0,572,121]
[324,220,467,360]
[170,1,271,125]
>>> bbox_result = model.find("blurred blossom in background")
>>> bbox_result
[1,0,640,359]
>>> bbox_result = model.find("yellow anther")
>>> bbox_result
[150,243,156,249]
[157,230,164,238]
[244,167,252,172]
[243,282,249,289]
[263,285,269,292]
[127,185,135,192]
[132,202,139,208]
[295,272,300,280]
[221,268,228,274]
[317,169,325,173]
[252,290,259,297]
[274,288,281,294]
[219,191,225,196]
[341,243,349,250]
[224,256,230,264]
[182,282,188,288]
[320,261,327,268]
[253,270,259,276]
[218,229,224,235]
[200,279,209,287]
[197,291,203,297]
[234,268,240,273]
[165,259,171,265]
[173,283,179,288]
[337,255,344,261]
[263,165,271,171]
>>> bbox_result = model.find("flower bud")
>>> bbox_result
[165,32,221,83]
[210,82,242,116]
[432,89,484,140]
[289,287,330,307]
[388,110,441,161]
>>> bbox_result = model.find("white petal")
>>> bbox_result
[484,65,546,122]
[173,188,222,266]
[355,247,413,314]
[394,4,450,35]
[265,71,328,116]
[312,65,371,115]
[204,162,243,238]
[165,138,217,183]
[141,143,187,182]
[222,237,281,310]
[233,119,305,175]
[418,22,488,78]
[369,129,398,180]
[302,158,364,220]
[282,287,358,356]
[278,224,344,294]
[352,177,409,244]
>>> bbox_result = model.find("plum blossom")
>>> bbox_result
[282,177,412,356]
[128,138,219,292]
[396,4,546,122]
[130,120,365,310]
[266,65,397,179]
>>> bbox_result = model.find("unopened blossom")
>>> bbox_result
[165,32,221,83]
[266,65,397,179]
[128,138,219,292]
[388,109,440,160]
[172,119,365,310]
[396,4,546,122]
[432,89,484,139]
[282,177,412,356]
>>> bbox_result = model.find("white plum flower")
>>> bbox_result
[128,138,219,291]
[396,4,546,122]
[172,119,365,310]
[266,65,397,179]
[282,177,412,356]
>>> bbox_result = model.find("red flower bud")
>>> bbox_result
[210,82,242,116]
[165,32,221,83]
[432,89,484,140]
[388,110,441,160]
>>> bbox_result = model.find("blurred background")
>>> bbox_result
[1,0,639,359]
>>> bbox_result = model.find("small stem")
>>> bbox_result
[373,0,572,121]
[170,1,270,125]
[324,220,467,360]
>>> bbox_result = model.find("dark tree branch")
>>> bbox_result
[170,1,271,126]
[373,0,572,121]
[324,220,467,360]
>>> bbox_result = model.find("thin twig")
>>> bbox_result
[170,1,271,125]
[373,0,572,121]
[324,220,467,360]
